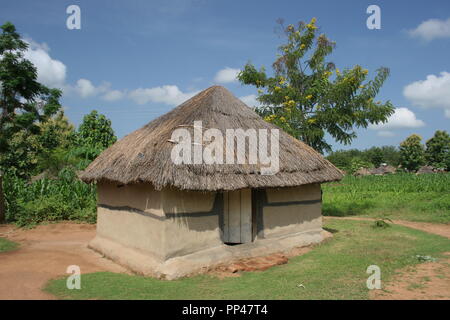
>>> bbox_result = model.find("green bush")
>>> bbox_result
[349,157,373,174]
[3,168,96,227]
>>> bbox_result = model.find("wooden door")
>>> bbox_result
[223,189,252,244]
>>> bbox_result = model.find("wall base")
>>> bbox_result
[88,228,324,280]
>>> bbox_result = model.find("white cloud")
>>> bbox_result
[369,107,425,130]
[409,18,450,41]
[403,72,450,116]
[445,109,450,119]
[101,90,124,101]
[18,39,247,108]
[377,130,395,138]
[67,79,124,101]
[13,39,126,103]
[128,85,199,105]
[239,94,260,107]
[74,79,98,98]
[23,40,66,88]
[214,67,240,83]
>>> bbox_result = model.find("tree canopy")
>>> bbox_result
[425,130,450,170]
[399,134,425,172]
[0,22,61,156]
[238,18,395,153]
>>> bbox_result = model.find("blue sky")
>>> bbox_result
[2,0,450,151]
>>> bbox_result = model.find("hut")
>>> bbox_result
[81,86,343,279]
[416,165,435,175]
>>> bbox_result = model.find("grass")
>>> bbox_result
[0,237,18,253]
[45,219,450,300]
[322,173,450,223]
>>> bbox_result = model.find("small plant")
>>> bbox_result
[372,219,391,229]
[414,255,437,262]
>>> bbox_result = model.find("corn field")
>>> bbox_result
[3,168,97,227]
[322,173,450,223]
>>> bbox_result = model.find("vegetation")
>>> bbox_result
[326,146,399,173]
[2,109,116,227]
[0,22,61,158]
[0,237,18,252]
[238,18,394,153]
[323,174,450,223]
[399,134,425,172]
[326,130,450,173]
[45,219,450,300]
[425,130,450,171]
[0,20,60,176]
[3,169,97,227]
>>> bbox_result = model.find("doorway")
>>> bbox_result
[222,189,252,244]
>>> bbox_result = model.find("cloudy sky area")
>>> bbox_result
[1,0,449,151]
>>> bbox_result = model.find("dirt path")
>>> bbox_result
[0,223,128,300]
[325,216,450,300]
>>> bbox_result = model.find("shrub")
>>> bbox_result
[3,168,96,227]
[349,157,373,174]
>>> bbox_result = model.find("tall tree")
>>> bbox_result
[399,134,425,172]
[0,22,61,156]
[0,22,61,222]
[238,18,394,153]
[0,172,4,223]
[425,130,450,170]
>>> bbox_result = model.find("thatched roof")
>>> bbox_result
[371,165,396,175]
[416,165,435,175]
[353,167,372,177]
[80,86,343,191]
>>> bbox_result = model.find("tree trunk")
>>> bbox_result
[0,174,5,224]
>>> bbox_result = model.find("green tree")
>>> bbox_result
[327,146,399,171]
[0,22,61,222]
[425,130,450,170]
[0,22,61,160]
[366,147,384,167]
[238,18,394,153]
[379,146,400,167]
[38,110,76,151]
[326,149,363,171]
[399,134,425,172]
[0,130,42,178]
[77,110,116,149]
[73,110,117,168]
[36,110,77,175]
[349,157,373,174]
[0,172,4,223]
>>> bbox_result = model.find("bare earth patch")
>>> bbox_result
[371,252,450,300]
[207,230,332,278]
[0,222,128,300]
[325,216,450,300]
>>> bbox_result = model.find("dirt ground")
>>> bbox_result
[0,223,128,300]
[325,216,450,300]
[1,218,449,300]
[208,231,332,279]
[0,222,328,299]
